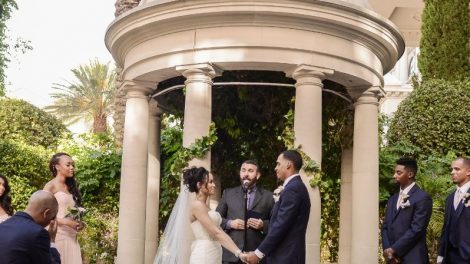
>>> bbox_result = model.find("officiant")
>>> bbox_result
[216,160,274,264]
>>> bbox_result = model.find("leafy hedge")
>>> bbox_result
[0,139,51,189]
[387,79,470,156]
[0,98,68,148]
[419,0,470,81]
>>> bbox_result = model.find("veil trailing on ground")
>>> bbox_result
[154,187,194,264]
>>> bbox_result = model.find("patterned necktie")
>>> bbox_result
[454,188,462,210]
[247,189,253,210]
[396,190,404,210]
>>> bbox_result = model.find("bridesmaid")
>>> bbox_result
[44,152,84,264]
[0,174,13,223]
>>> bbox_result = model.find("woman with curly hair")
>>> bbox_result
[154,167,247,263]
[0,174,14,223]
[44,152,84,264]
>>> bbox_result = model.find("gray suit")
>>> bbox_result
[216,185,274,263]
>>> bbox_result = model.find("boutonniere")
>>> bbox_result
[400,194,411,209]
[273,186,284,203]
[461,193,470,207]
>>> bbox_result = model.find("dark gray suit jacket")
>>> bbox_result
[216,185,274,263]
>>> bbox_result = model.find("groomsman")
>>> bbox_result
[438,157,470,263]
[381,157,433,264]
[216,160,274,264]
[245,150,310,264]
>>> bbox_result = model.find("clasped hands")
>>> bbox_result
[230,218,264,230]
[383,248,401,264]
[239,251,260,264]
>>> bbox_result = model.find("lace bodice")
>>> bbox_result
[191,210,222,240]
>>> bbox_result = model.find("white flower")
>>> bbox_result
[462,193,470,206]
[399,194,411,209]
[400,200,411,209]
[273,186,284,203]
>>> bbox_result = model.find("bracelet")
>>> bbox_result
[234,249,242,258]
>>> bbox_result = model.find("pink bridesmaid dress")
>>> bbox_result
[54,191,83,264]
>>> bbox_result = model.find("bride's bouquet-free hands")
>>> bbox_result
[65,206,86,231]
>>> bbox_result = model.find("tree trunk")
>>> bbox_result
[93,115,108,134]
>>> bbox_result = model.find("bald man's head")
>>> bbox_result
[25,190,58,227]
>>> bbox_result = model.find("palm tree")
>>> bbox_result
[46,59,116,134]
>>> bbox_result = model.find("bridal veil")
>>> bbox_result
[154,188,194,264]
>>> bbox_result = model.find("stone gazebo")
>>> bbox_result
[105,0,404,263]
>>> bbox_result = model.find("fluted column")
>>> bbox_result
[116,80,154,264]
[350,88,380,264]
[338,148,353,264]
[288,65,332,264]
[145,99,163,264]
[176,63,217,169]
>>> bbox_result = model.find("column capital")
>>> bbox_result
[286,64,334,80]
[148,99,164,117]
[354,87,382,107]
[176,63,222,82]
[122,80,156,99]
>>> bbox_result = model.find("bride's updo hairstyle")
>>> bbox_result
[183,167,209,193]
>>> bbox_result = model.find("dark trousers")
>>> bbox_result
[446,245,467,264]
[223,261,243,264]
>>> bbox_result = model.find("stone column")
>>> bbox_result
[288,65,332,264]
[116,80,154,264]
[350,88,380,264]
[338,148,353,264]
[145,99,163,264]
[176,63,217,169]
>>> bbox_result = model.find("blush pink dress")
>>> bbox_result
[54,191,83,264]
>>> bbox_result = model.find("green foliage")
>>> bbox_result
[0,98,68,148]
[8,175,37,211]
[211,71,296,189]
[79,209,118,264]
[46,59,116,133]
[0,0,17,95]
[0,139,51,188]
[419,0,470,81]
[387,79,470,156]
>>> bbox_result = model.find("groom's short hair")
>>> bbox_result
[281,150,303,172]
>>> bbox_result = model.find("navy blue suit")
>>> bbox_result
[0,212,61,264]
[439,189,470,263]
[258,175,310,264]
[381,184,432,264]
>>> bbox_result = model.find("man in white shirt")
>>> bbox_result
[438,157,470,264]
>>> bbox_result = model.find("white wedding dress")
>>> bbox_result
[189,210,223,264]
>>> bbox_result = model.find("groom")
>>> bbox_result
[245,150,311,264]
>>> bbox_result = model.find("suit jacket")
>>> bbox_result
[381,184,432,264]
[257,175,310,264]
[216,185,274,263]
[0,212,61,264]
[438,188,470,263]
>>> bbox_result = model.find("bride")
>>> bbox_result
[154,167,247,263]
